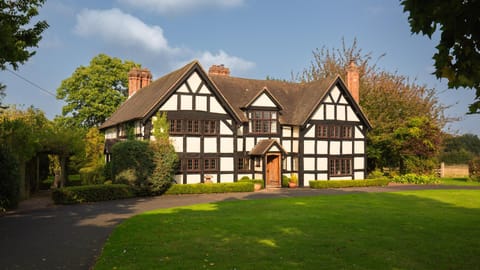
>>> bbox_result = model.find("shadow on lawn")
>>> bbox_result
[95,189,480,270]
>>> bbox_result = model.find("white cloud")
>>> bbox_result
[74,8,254,76]
[196,50,255,75]
[75,8,178,54]
[119,0,245,15]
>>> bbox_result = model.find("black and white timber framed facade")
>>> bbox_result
[100,61,372,187]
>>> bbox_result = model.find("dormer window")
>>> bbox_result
[249,110,278,134]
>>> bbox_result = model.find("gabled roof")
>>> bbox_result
[100,61,197,129]
[100,61,371,130]
[249,139,287,155]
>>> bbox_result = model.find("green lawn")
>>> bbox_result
[439,177,480,186]
[95,190,480,270]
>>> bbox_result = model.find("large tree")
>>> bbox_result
[0,0,48,96]
[56,54,139,128]
[401,0,480,114]
[295,39,447,174]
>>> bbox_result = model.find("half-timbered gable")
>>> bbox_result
[100,60,372,187]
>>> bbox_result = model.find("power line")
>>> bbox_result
[5,67,57,98]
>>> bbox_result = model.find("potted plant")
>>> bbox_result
[289,173,298,188]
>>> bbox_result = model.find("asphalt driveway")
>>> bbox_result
[1,185,479,270]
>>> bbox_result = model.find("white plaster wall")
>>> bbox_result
[292,140,299,153]
[186,137,200,152]
[237,138,243,151]
[177,83,189,93]
[160,94,177,111]
[311,105,324,120]
[210,97,226,114]
[355,126,364,138]
[285,156,291,171]
[330,176,353,180]
[196,96,207,111]
[204,137,217,153]
[337,105,346,121]
[254,173,263,179]
[354,157,365,170]
[355,141,365,154]
[181,95,193,110]
[304,157,315,170]
[198,84,210,94]
[326,104,335,120]
[317,141,328,154]
[347,107,359,122]
[186,174,201,184]
[252,93,276,107]
[304,140,315,154]
[317,173,328,180]
[170,137,184,152]
[293,127,300,138]
[305,125,315,138]
[246,138,255,151]
[220,137,234,153]
[317,157,328,170]
[220,121,232,135]
[187,72,201,91]
[331,86,340,102]
[220,175,234,183]
[354,172,365,179]
[342,141,352,155]
[282,126,291,137]
[282,140,291,152]
[220,157,234,171]
[330,141,341,155]
[339,95,348,104]
[105,128,116,139]
[303,173,316,182]
[174,174,183,184]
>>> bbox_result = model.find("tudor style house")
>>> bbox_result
[99,61,371,187]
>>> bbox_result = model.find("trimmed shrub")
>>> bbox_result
[238,178,265,189]
[147,139,179,196]
[282,175,290,187]
[0,147,19,211]
[80,165,105,185]
[52,184,134,204]
[111,140,155,186]
[391,174,440,184]
[165,182,254,195]
[367,169,387,179]
[309,179,390,189]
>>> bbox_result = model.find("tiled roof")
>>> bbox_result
[249,139,287,155]
[100,60,369,130]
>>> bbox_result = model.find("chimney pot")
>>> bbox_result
[346,61,360,103]
[128,67,152,97]
[208,64,230,76]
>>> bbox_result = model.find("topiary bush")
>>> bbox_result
[391,174,439,184]
[52,184,134,204]
[282,175,290,187]
[309,179,390,189]
[238,178,265,189]
[165,182,254,195]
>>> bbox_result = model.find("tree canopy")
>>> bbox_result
[295,39,446,174]
[56,54,140,128]
[440,133,480,164]
[401,0,480,114]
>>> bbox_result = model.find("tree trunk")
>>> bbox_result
[59,155,67,188]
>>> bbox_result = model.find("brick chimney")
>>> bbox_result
[208,64,230,76]
[346,61,360,103]
[128,67,152,97]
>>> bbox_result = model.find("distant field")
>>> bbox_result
[95,189,480,270]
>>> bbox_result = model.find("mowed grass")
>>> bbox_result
[439,177,480,186]
[95,190,480,270]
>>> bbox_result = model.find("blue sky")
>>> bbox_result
[1,0,479,135]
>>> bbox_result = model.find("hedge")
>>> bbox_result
[238,179,265,189]
[391,174,439,184]
[165,182,254,195]
[52,184,135,204]
[309,179,390,189]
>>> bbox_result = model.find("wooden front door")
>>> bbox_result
[266,154,281,187]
